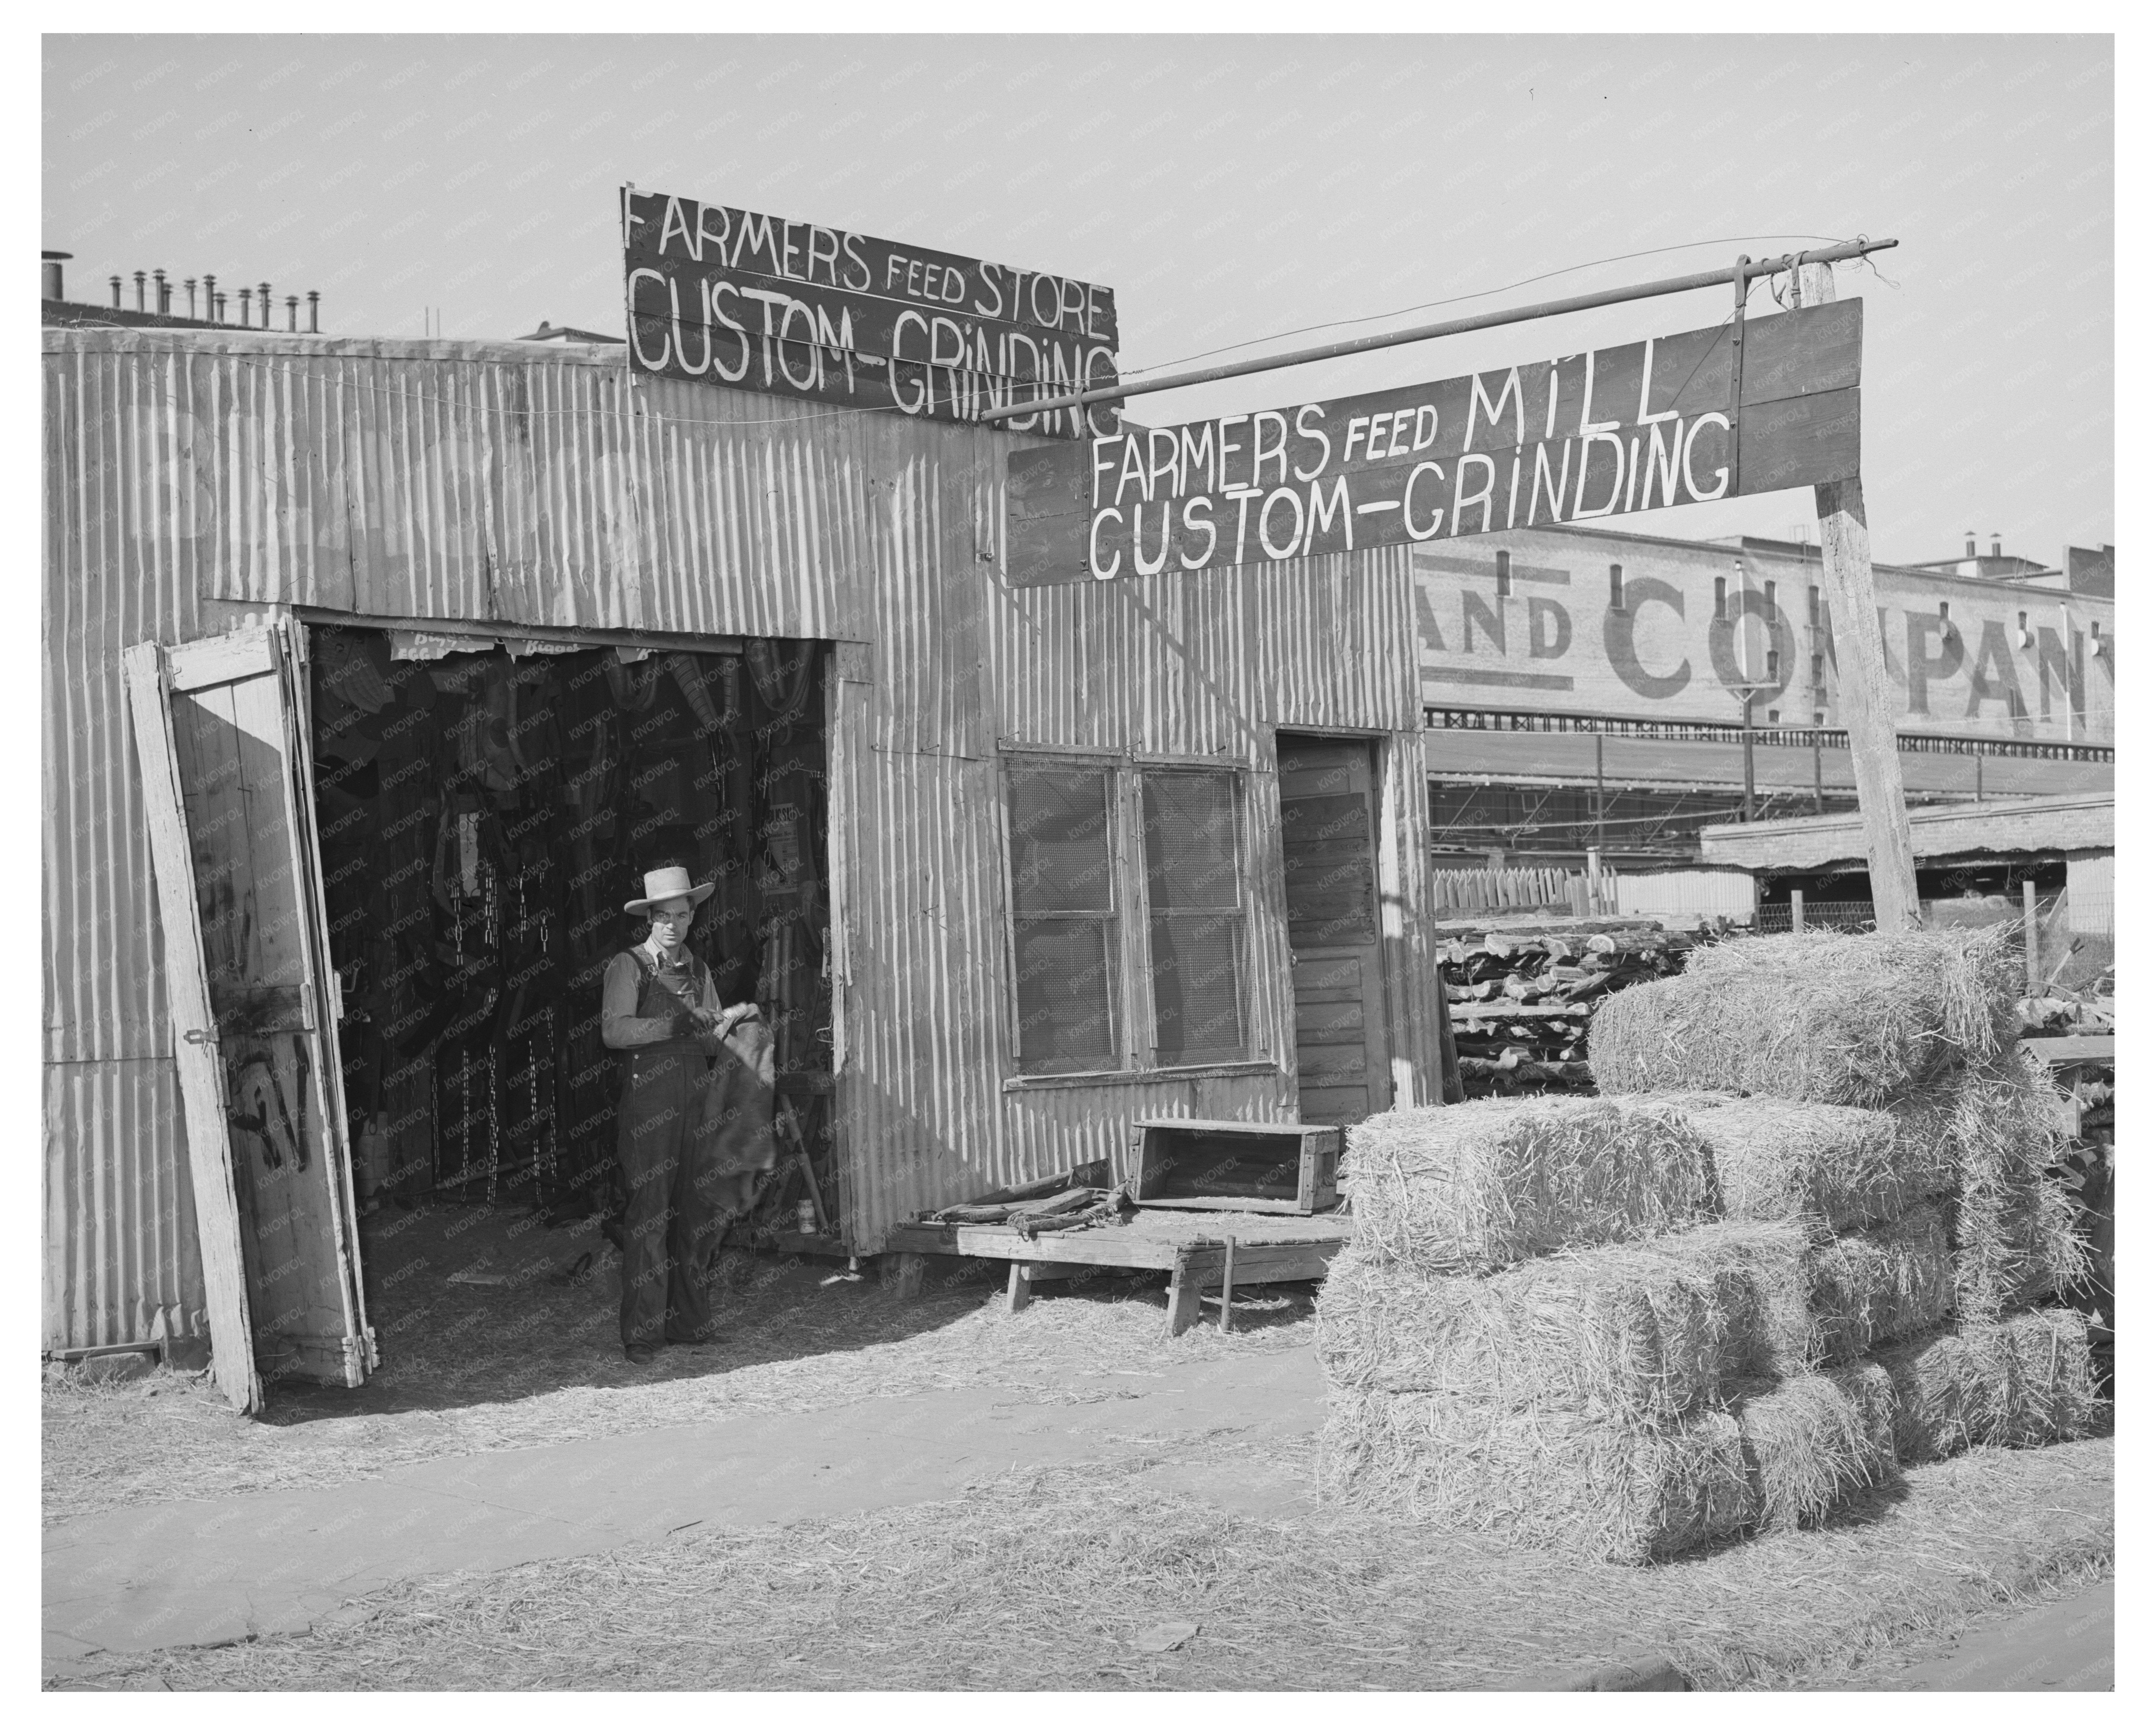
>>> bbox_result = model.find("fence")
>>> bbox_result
[1431,866,1619,917]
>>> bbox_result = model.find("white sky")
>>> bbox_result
[41,31,2114,566]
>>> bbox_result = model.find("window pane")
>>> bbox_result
[1013,919,1119,1073]
[1142,769,1247,1064]
[1009,765,1113,916]
[1141,772,1239,911]
[1150,912,1247,1062]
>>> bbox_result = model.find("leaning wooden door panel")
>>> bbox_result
[1276,736,1393,1125]
[165,626,371,1388]
[120,644,265,1415]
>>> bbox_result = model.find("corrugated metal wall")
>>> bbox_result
[1613,868,1760,922]
[44,329,1440,1338]
[2067,854,2114,935]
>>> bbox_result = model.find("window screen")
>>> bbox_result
[1141,770,1248,1065]
[1008,762,1119,1073]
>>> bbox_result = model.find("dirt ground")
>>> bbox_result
[49,1426,2113,1691]
[42,1199,1314,1528]
[44,1199,2116,1691]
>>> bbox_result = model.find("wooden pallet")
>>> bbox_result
[882,1207,1353,1336]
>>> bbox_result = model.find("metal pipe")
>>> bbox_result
[1740,697,1756,822]
[109,274,121,309]
[132,270,146,311]
[286,293,299,332]
[307,289,320,333]
[154,268,169,315]
[185,277,198,319]
[977,237,1899,424]
[204,272,218,322]
[238,287,252,327]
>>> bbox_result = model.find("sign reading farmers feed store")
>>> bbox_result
[622,187,1120,439]
[1005,300,1861,584]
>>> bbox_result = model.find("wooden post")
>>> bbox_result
[1798,261,1921,931]
[2023,878,2042,994]
[1791,888,1805,933]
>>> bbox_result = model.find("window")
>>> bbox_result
[1766,709,1780,725]
[1141,769,1248,1065]
[1608,563,1626,609]
[1808,585,1822,626]
[1811,652,1825,687]
[1495,549,1512,596]
[1763,579,1778,619]
[1765,648,1781,682]
[1004,754,1252,1077]
[1938,600,1951,622]
[1713,575,1727,619]
[1006,760,1120,1074]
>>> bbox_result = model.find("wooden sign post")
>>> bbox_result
[1796,260,1921,931]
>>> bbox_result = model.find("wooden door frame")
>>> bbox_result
[1270,725,1403,1119]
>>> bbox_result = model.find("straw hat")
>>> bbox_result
[623,864,715,914]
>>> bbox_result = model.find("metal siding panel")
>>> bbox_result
[44,1060,203,1350]
[48,333,1440,1283]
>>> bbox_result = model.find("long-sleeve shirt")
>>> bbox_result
[599,944,728,1053]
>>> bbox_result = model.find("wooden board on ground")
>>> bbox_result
[884,1207,1353,1336]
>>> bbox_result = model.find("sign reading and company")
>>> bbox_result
[1005,300,1861,582]
[622,187,1120,438]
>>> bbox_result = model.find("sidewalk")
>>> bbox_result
[1834,1580,2114,1691]
[44,1346,1320,1679]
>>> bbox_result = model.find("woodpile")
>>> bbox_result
[1441,918,1697,1099]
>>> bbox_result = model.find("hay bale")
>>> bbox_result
[1589,927,2019,1107]
[1953,1176,2092,1326]
[1875,1309,2097,1464]
[1806,1203,1958,1363]
[1732,1363,1900,1531]
[1666,1092,1956,1231]
[1925,1052,2088,1323]
[1346,1096,1717,1276]
[1314,1222,1810,1423]
[1316,1389,1757,1564]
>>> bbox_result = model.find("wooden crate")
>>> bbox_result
[1128,1117,1341,1215]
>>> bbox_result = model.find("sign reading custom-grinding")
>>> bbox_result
[623,188,1120,438]
[1005,299,1861,582]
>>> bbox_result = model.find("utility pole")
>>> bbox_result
[1796,261,1921,930]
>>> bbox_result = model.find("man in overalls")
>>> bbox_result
[600,864,756,1363]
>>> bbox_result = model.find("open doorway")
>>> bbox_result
[306,625,836,1348]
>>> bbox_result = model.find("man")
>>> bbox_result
[599,863,756,1363]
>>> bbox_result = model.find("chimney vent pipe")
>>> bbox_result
[1990,533,2002,559]
[153,268,169,316]
[204,273,218,322]
[238,287,252,327]
[285,294,299,332]
[185,277,198,319]
[259,283,271,330]
[133,270,146,312]
[1964,532,1976,559]
[41,250,70,300]
[110,274,122,309]
[307,290,319,333]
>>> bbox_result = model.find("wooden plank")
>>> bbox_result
[2024,1035,2114,1065]
[1167,1254,1206,1337]
[1801,263,1918,931]
[120,643,263,1417]
[165,626,277,693]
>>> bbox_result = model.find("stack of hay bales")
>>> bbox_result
[1318,928,2095,1563]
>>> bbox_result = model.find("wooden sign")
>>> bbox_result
[623,188,1120,439]
[1005,300,1861,582]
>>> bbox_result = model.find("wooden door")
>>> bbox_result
[123,625,373,1394]
[1276,735,1393,1126]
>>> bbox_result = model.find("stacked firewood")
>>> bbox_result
[1441,919,1697,1099]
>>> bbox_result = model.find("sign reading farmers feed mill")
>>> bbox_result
[1005,299,1861,583]
[622,187,1121,438]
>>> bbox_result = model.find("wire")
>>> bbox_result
[1112,232,1864,380]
